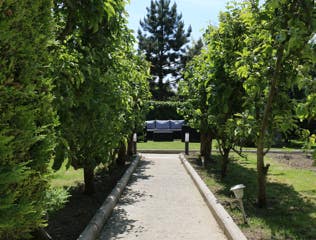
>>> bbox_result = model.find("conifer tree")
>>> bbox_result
[0,1,57,238]
[138,0,191,100]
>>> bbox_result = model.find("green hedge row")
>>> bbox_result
[146,101,183,120]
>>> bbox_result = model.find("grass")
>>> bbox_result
[138,139,316,152]
[138,140,202,150]
[188,153,316,240]
[49,161,83,188]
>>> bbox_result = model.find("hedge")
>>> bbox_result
[146,101,183,120]
[0,1,57,239]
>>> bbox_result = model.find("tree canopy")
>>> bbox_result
[53,0,150,194]
[180,0,316,207]
[0,0,151,237]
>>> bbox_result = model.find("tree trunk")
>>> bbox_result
[127,135,133,158]
[257,138,267,208]
[117,140,127,166]
[158,74,164,100]
[200,131,212,163]
[221,148,230,178]
[256,45,284,207]
[84,166,95,195]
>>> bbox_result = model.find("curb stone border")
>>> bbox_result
[77,155,141,240]
[179,154,248,240]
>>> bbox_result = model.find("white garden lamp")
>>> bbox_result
[230,184,248,224]
[133,133,137,142]
[185,132,189,142]
[133,133,137,154]
[230,184,245,199]
[185,133,189,155]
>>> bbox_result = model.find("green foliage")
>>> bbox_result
[0,0,57,238]
[138,0,191,100]
[180,0,316,204]
[297,92,316,121]
[52,0,150,193]
[179,3,248,164]
[147,101,183,120]
[183,38,204,65]
[234,0,315,206]
[45,187,70,214]
[235,0,315,144]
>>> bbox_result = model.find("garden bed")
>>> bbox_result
[45,164,129,240]
[267,152,315,170]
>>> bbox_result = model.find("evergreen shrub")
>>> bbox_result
[0,1,57,238]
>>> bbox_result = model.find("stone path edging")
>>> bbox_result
[179,154,247,240]
[77,155,140,240]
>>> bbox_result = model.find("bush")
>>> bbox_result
[45,187,70,215]
[146,101,183,120]
[0,1,57,239]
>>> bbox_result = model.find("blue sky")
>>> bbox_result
[126,0,241,41]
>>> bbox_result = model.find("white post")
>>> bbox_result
[185,132,189,155]
[133,133,137,154]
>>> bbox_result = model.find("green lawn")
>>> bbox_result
[188,153,316,240]
[49,161,83,188]
[138,140,316,152]
[138,140,202,150]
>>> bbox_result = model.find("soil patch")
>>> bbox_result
[267,152,316,170]
[45,164,129,240]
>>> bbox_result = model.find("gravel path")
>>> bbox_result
[98,154,227,240]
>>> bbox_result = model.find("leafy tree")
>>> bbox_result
[112,53,151,166]
[201,7,247,178]
[179,6,247,171]
[138,0,191,100]
[180,0,315,206]
[0,1,57,238]
[235,0,315,207]
[52,0,150,194]
[179,52,214,163]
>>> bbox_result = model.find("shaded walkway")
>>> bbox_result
[98,154,227,240]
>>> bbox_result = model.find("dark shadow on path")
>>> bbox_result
[99,158,154,239]
[99,208,143,239]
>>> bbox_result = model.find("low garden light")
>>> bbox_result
[230,184,248,224]
[133,133,137,142]
[185,132,189,155]
[133,133,137,154]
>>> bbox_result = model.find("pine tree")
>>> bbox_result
[138,0,191,100]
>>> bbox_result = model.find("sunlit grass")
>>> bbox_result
[188,152,316,240]
[138,140,203,150]
[138,139,316,152]
[49,161,83,188]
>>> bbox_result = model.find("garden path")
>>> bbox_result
[98,154,227,240]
